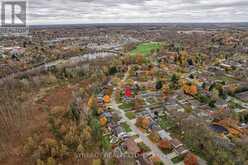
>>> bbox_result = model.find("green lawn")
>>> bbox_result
[119,102,134,111]
[130,42,161,56]
[158,116,175,130]
[101,136,111,151]
[121,122,132,132]
[171,155,184,164]
[125,112,136,119]
[138,142,151,153]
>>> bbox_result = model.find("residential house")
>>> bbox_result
[215,99,228,109]
[124,138,141,155]
[169,139,183,149]
[112,125,128,140]
[148,119,160,132]
[136,155,154,165]
[174,146,189,156]
[158,130,172,140]
[236,91,248,102]
[102,111,112,122]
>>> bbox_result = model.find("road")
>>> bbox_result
[111,67,174,165]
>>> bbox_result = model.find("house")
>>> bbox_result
[215,99,228,109]
[148,120,160,131]
[10,47,25,59]
[158,130,172,140]
[164,104,183,112]
[112,125,128,140]
[102,111,112,121]
[174,146,189,155]
[236,91,248,102]
[97,93,104,104]
[169,139,183,149]
[124,138,141,155]
[136,155,153,165]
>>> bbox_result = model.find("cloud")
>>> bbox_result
[26,0,248,24]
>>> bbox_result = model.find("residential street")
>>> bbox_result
[111,67,174,165]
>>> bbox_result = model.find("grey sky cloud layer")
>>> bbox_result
[25,0,248,24]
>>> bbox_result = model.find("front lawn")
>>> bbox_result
[158,116,175,130]
[121,122,132,132]
[119,102,134,111]
[171,155,185,164]
[161,148,173,155]
[101,136,111,151]
[125,112,136,119]
[137,142,151,153]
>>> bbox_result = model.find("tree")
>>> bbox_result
[136,53,145,64]
[59,144,69,158]
[109,66,118,75]
[92,159,101,165]
[136,117,144,128]
[190,85,198,95]
[184,153,198,165]
[149,131,160,143]
[156,80,163,90]
[99,116,108,126]
[77,144,84,153]
[103,95,111,104]
[36,159,45,165]
[47,157,56,165]
[159,140,172,150]
[170,74,179,89]
[67,103,80,122]
[90,118,101,141]
[87,96,95,110]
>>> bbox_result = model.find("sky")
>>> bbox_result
[23,0,248,24]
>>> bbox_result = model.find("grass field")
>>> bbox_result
[125,112,136,119]
[130,42,161,56]
[121,122,132,132]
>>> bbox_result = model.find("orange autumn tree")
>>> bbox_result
[136,53,144,64]
[184,153,198,165]
[150,156,161,164]
[97,108,104,115]
[136,117,150,129]
[142,117,150,129]
[103,95,111,104]
[183,83,198,96]
[190,85,198,95]
[159,140,172,150]
[99,116,108,126]
[149,131,160,143]
[87,96,95,110]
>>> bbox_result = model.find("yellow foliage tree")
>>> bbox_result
[87,96,95,110]
[190,85,198,95]
[103,95,111,104]
[47,157,56,165]
[99,116,108,126]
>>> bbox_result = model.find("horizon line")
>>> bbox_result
[29,22,248,26]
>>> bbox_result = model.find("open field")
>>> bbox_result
[130,42,161,56]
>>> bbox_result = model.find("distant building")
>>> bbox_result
[9,47,25,59]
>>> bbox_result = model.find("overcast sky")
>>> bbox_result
[26,0,248,24]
